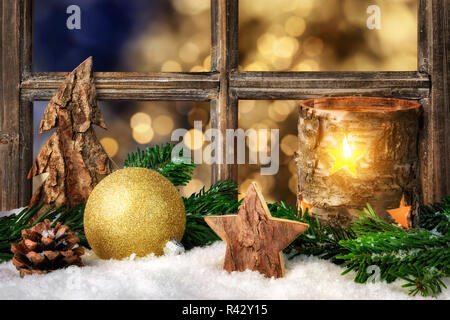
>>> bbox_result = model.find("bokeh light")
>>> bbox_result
[132,124,154,144]
[172,0,210,16]
[239,100,298,204]
[33,0,418,204]
[130,112,152,129]
[100,137,119,158]
[153,115,175,136]
[240,0,417,71]
[184,129,204,150]
[161,60,182,72]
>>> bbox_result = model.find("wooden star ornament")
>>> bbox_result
[205,182,309,278]
[387,194,413,229]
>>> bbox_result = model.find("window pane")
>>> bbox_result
[34,0,211,72]
[239,0,417,71]
[33,101,211,196]
[238,100,298,205]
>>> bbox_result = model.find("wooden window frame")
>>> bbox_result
[0,0,448,210]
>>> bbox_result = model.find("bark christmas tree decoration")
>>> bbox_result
[28,57,113,210]
[205,182,309,279]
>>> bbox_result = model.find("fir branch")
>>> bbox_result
[2,142,448,298]
[0,203,88,262]
[419,196,450,235]
[124,143,195,186]
[283,202,450,297]
[336,204,450,297]
[352,203,404,236]
[268,202,355,263]
[182,180,240,250]
[337,230,450,297]
[400,265,448,297]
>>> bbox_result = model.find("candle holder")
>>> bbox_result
[296,96,423,227]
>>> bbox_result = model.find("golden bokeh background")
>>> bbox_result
[34,0,418,205]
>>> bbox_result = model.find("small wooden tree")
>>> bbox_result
[28,57,113,209]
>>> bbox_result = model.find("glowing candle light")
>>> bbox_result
[327,135,366,177]
[343,136,352,158]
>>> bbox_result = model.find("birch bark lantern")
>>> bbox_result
[296,97,422,227]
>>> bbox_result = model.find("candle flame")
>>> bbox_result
[343,135,352,159]
[326,135,367,177]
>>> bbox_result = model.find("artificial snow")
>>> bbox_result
[0,208,448,300]
[42,230,55,238]
[164,238,186,256]
[0,207,26,218]
[0,242,448,300]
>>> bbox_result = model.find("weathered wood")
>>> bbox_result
[21,71,430,101]
[21,72,219,101]
[418,0,450,204]
[0,0,446,211]
[417,0,450,204]
[210,0,239,184]
[18,0,33,208]
[234,88,429,100]
[418,0,430,73]
[205,182,308,278]
[232,71,430,88]
[418,97,432,205]
[19,99,33,207]
[23,88,218,102]
[297,97,422,227]
[232,71,430,99]
[0,0,32,210]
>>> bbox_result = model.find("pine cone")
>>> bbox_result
[11,219,84,277]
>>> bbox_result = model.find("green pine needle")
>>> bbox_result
[282,202,450,298]
[1,142,449,298]
[419,196,450,235]
[352,203,404,236]
[335,204,450,297]
[124,143,195,186]
[182,180,241,250]
[400,266,448,297]
[0,203,87,262]
[268,202,355,263]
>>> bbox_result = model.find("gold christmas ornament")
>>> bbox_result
[84,167,186,259]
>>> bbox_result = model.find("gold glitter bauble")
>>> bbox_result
[84,167,186,259]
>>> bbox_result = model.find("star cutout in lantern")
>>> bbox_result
[300,200,314,214]
[387,195,413,229]
[326,135,366,176]
[205,182,309,278]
